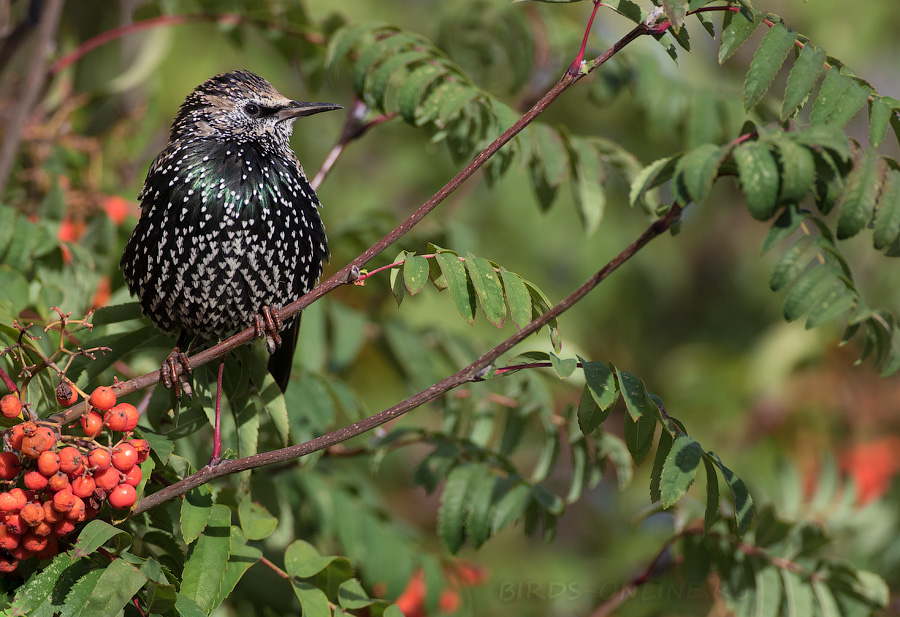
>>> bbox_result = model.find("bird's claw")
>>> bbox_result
[161,350,193,399]
[254,306,283,354]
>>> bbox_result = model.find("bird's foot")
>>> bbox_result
[254,305,283,354]
[161,349,193,399]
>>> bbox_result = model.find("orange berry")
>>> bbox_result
[66,496,86,521]
[0,557,17,573]
[52,519,76,536]
[88,448,111,471]
[0,395,21,419]
[6,424,25,450]
[58,447,84,476]
[33,536,58,559]
[55,383,78,407]
[111,443,137,472]
[4,513,23,535]
[19,503,43,527]
[89,386,116,411]
[128,439,151,463]
[21,532,48,553]
[8,489,26,511]
[0,492,18,512]
[0,526,19,550]
[9,544,32,561]
[123,465,142,488]
[47,471,70,493]
[71,475,95,499]
[80,412,103,438]
[37,451,60,477]
[108,484,137,510]
[42,500,62,524]
[21,427,56,459]
[31,520,53,538]
[23,470,49,491]
[93,466,120,492]
[52,489,75,513]
[0,451,21,480]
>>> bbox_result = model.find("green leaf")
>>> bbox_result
[398,64,449,123]
[810,67,851,125]
[713,455,754,536]
[404,253,429,295]
[783,265,839,322]
[492,483,532,534]
[792,124,851,161]
[180,486,213,545]
[500,268,531,329]
[326,23,389,73]
[598,432,634,489]
[174,594,208,617]
[214,528,262,610]
[615,368,654,421]
[782,43,826,120]
[805,280,855,329]
[438,463,478,553]
[73,519,132,558]
[629,155,679,208]
[465,470,496,549]
[755,565,783,617]
[181,504,232,614]
[367,49,432,110]
[703,456,720,532]
[677,144,725,205]
[775,140,815,204]
[576,384,605,436]
[770,235,812,291]
[292,582,331,617]
[873,169,900,249]
[782,570,815,617]
[662,0,688,31]
[581,359,619,413]
[285,540,340,579]
[80,558,149,616]
[238,497,278,541]
[718,8,760,65]
[836,149,884,239]
[734,141,780,220]
[465,252,507,327]
[389,250,406,307]
[660,433,703,507]
[623,411,657,466]
[869,97,893,147]
[650,429,674,503]
[762,205,804,253]
[829,80,870,127]
[812,580,840,617]
[549,353,577,378]
[569,137,606,235]
[338,579,373,610]
[743,23,796,111]
[435,251,476,324]
[59,569,104,617]
[10,552,72,616]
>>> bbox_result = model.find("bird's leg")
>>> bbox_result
[254,305,284,354]
[161,333,193,399]
[209,356,226,466]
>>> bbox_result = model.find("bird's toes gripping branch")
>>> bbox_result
[161,349,193,399]
[254,305,284,355]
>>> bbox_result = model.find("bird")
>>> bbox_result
[121,70,341,398]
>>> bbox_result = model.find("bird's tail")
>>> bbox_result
[268,314,301,392]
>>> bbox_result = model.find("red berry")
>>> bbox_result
[33,536,58,559]
[93,466,120,492]
[128,439,151,463]
[80,412,103,438]
[8,489,26,511]
[58,447,84,477]
[111,443,137,472]
[23,470,49,491]
[52,489,75,513]
[89,386,116,411]
[0,557,17,573]
[108,484,137,510]
[37,451,60,476]
[52,519,76,536]
[21,532,48,553]
[0,526,19,550]
[0,451,21,480]
[123,465,142,488]
[21,427,55,459]
[46,471,70,493]
[88,448,111,471]
[6,424,26,450]
[0,492,18,512]
[66,496,86,521]
[71,475,95,499]
[42,500,62,524]
[19,503,44,527]
[4,513,23,535]
[55,383,78,407]
[0,395,22,419]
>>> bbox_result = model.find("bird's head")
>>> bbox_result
[169,70,341,148]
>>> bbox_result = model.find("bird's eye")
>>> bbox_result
[244,103,260,116]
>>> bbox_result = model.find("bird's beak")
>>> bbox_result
[277,101,343,121]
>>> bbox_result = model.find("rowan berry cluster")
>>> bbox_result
[0,384,150,575]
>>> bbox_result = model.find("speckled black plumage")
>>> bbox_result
[121,70,339,391]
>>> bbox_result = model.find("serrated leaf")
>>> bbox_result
[180,486,213,545]
[703,456,720,532]
[367,49,432,110]
[763,205,804,253]
[215,527,262,610]
[659,433,703,507]
[623,411,657,466]
[569,137,607,235]
[783,265,839,322]
[465,471,496,549]
[181,504,231,613]
[79,558,149,616]
[72,519,132,559]
[465,252,507,327]
[615,368,654,421]
[792,124,851,160]
[869,97,893,147]
[677,143,725,205]
[837,149,884,239]
[577,384,606,436]
[829,80,870,126]
[734,141,780,220]
[782,43,826,120]
[491,483,532,534]
[630,155,679,208]
[782,570,815,617]
[597,432,633,488]
[390,250,406,307]
[743,23,796,111]
[775,140,815,204]
[567,437,589,504]
[810,67,851,125]
[755,565,783,617]
[238,497,278,541]
[10,552,72,616]
[398,64,449,123]
[662,0,688,31]
[718,8,760,64]
[292,582,331,617]
[403,253,429,295]
[500,268,531,329]
[59,569,103,617]
[435,252,476,324]
[874,169,900,249]
[438,464,478,553]
[805,280,855,329]
[326,23,390,73]
[285,540,340,578]
[581,359,619,413]
[713,456,754,536]
[650,430,674,503]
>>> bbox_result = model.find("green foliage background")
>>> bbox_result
[2,0,900,615]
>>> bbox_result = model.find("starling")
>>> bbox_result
[121,70,341,394]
